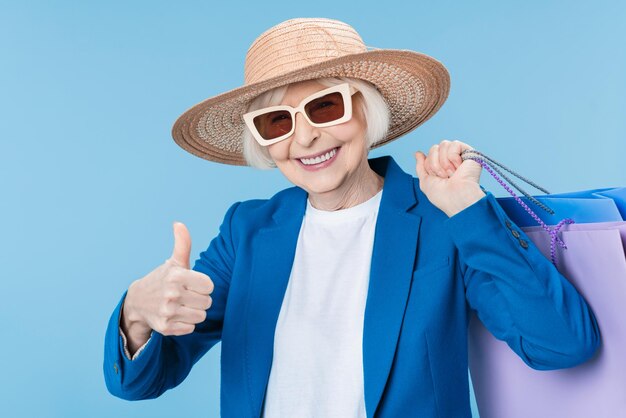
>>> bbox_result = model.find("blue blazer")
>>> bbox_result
[104,155,600,417]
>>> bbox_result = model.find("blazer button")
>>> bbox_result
[519,239,529,249]
[114,363,119,374]
[511,230,520,238]
[505,220,513,229]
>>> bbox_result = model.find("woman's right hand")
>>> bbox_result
[122,222,215,338]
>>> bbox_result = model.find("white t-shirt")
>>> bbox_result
[262,189,383,418]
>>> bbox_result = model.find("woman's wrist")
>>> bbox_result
[443,186,486,218]
[122,280,153,338]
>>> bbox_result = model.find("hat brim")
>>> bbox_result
[171,49,450,166]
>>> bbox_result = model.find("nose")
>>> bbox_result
[292,111,320,147]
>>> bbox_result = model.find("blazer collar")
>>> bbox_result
[269,155,419,224]
[244,155,422,417]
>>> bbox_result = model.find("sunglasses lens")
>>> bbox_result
[253,110,293,140]
[250,90,348,142]
[305,92,345,124]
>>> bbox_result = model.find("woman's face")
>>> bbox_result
[267,80,370,196]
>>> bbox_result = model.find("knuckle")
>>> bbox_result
[164,272,179,285]
[172,268,188,281]
[163,288,181,301]
[206,296,213,310]
[158,303,175,319]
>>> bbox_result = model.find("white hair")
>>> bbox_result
[242,77,391,169]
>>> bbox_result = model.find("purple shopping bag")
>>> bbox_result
[459,150,626,418]
[468,221,626,418]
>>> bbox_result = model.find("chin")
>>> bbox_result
[301,176,345,195]
[307,186,338,195]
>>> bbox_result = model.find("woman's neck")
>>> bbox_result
[307,161,384,211]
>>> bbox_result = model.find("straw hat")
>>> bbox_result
[171,17,450,166]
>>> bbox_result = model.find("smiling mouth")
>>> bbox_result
[297,147,340,166]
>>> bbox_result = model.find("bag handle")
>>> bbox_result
[460,149,574,266]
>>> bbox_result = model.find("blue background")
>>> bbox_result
[1,1,624,417]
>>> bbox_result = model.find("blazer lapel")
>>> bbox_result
[363,157,422,418]
[244,187,307,417]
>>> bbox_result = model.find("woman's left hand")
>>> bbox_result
[414,140,486,217]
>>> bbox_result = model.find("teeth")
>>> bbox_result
[300,148,337,165]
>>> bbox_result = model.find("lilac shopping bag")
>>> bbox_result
[459,150,626,418]
[468,221,626,418]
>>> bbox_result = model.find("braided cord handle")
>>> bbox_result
[461,149,574,266]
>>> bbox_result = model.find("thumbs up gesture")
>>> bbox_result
[122,222,215,339]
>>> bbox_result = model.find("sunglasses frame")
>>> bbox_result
[243,83,359,146]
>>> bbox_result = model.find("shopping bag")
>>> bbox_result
[497,187,626,227]
[468,221,626,418]
[460,150,626,418]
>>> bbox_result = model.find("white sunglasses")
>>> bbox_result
[243,83,359,146]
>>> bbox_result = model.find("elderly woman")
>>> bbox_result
[104,18,599,417]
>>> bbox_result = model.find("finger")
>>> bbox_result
[161,321,196,336]
[180,290,213,311]
[456,140,476,167]
[168,222,191,269]
[183,270,215,295]
[169,304,208,324]
[428,144,445,177]
[438,140,455,176]
[414,151,428,181]
[449,141,464,169]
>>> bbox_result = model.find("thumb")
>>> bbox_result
[169,221,191,269]
[414,151,428,181]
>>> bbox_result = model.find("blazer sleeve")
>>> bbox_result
[103,201,241,400]
[445,191,601,370]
